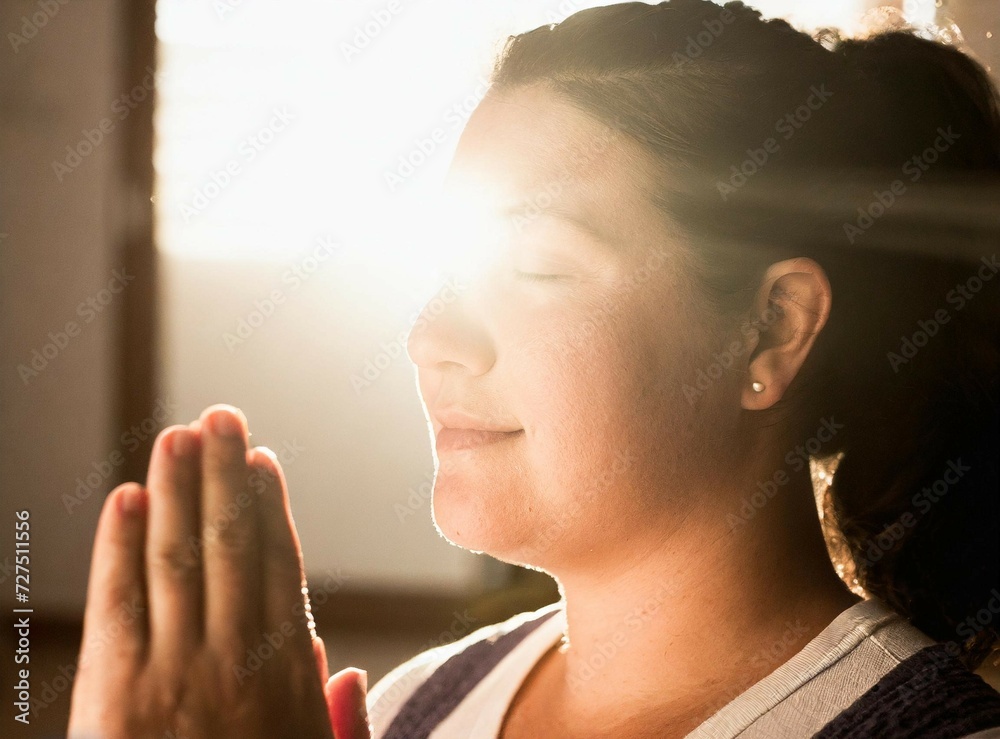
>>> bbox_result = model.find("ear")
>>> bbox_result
[741,257,831,410]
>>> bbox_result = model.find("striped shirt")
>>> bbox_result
[366,597,1000,738]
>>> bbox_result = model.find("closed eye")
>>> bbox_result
[514,270,563,283]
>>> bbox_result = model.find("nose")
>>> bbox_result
[406,276,495,377]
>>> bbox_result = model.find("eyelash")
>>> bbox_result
[514,270,563,283]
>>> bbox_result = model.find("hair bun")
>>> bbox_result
[832,28,1000,171]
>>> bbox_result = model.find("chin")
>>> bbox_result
[430,472,533,559]
[430,484,494,553]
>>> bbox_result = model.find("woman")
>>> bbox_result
[69,1,1000,737]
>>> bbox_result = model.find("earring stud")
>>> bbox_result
[752,381,765,393]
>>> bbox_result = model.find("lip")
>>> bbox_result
[430,407,521,435]
[436,427,524,453]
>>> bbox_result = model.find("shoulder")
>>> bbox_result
[692,598,993,738]
[815,642,1000,738]
[366,600,563,735]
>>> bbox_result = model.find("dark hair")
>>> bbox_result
[491,0,1000,668]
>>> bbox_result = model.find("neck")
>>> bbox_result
[544,469,860,733]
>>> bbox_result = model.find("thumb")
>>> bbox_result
[325,667,371,739]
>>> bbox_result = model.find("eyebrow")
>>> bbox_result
[501,198,615,251]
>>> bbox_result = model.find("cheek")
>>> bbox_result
[557,269,737,472]
[489,294,706,564]
[512,285,690,493]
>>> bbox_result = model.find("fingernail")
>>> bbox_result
[170,430,195,457]
[209,410,244,437]
[256,446,278,462]
[118,486,148,516]
[359,669,368,693]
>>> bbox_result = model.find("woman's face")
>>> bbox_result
[406,84,742,573]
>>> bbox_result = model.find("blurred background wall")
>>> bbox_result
[2,0,127,620]
[1,0,997,735]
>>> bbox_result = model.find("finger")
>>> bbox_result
[325,668,370,739]
[199,404,260,649]
[314,635,330,685]
[79,483,149,669]
[145,426,203,656]
[249,447,311,641]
